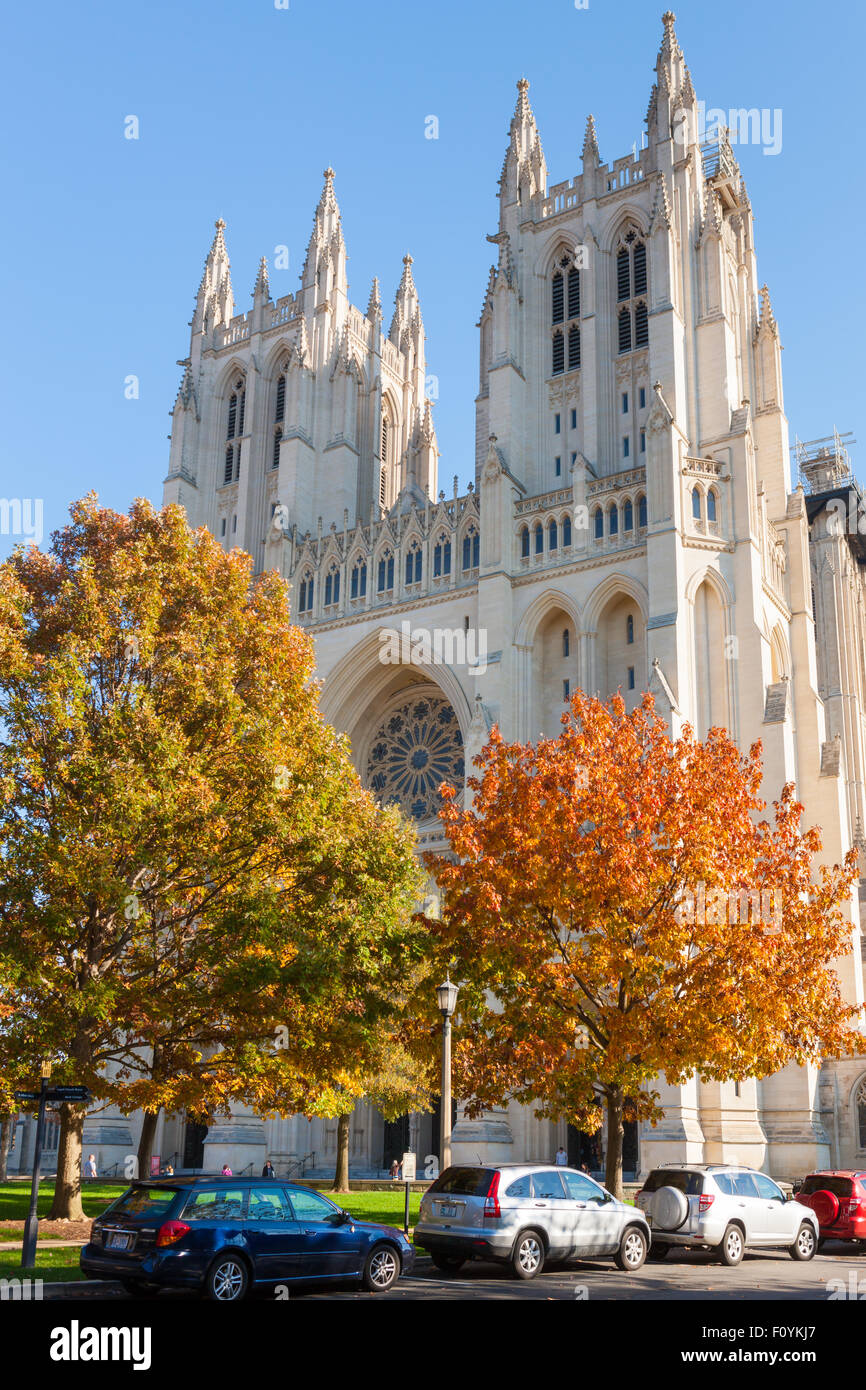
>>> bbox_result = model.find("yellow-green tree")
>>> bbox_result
[0,496,425,1216]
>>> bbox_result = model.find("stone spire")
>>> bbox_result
[647,11,692,147]
[581,114,601,167]
[650,171,673,231]
[366,275,382,324]
[252,255,269,304]
[757,284,778,338]
[302,166,348,307]
[389,253,422,346]
[499,77,547,210]
[193,218,234,334]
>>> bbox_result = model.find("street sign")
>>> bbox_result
[13,1091,38,1102]
[49,1086,90,1103]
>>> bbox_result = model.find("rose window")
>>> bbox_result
[365,695,464,821]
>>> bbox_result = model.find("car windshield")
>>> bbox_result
[106,1186,179,1218]
[428,1167,495,1196]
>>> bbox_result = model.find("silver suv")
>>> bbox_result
[415,1164,650,1279]
[635,1164,819,1265]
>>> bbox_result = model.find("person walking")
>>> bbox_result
[84,1153,98,1182]
[554,1145,568,1166]
[262,1159,275,1178]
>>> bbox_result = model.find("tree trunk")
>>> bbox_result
[331,1113,351,1193]
[604,1086,624,1200]
[48,1103,86,1220]
[136,1109,161,1179]
[0,1114,13,1182]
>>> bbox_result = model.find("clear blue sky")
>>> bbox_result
[2,0,863,556]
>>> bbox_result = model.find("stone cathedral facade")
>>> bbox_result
[16,13,865,1181]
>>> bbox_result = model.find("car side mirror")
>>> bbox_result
[338,1209,352,1224]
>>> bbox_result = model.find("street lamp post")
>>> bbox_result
[436,978,459,1172]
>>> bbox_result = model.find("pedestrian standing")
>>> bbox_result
[221,1163,233,1176]
[389,1158,399,1180]
[262,1159,275,1178]
[84,1153,98,1182]
[554,1145,568,1166]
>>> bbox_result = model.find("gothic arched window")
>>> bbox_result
[551,251,580,375]
[562,513,572,548]
[593,507,603,540]
[350,559,367,599]
[638,494,648,528]
[223,375,245,484]
[627,614,634,645]
[534,522,544,555]
[272,367,286,470]
[692,488,702,521]
[707,489,718,523]
[615,230,649,355]
[324,564,340,607]
[379,405,395,509]
[434,532,451,577]
[377,549,395,593]
[462,525,480,572]
[549,518,558,551]
[609,504,619,536]
[405,540,422,586]
[562,628,570,658]
[520,525,530,559]
[623,498,634,532]
[297,571,314,614]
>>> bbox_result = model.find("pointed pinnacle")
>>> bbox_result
[366,275,382,319]
[582,114,600,164]
[253,255,269,299]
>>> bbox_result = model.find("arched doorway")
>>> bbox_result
[183,1115,208,1171]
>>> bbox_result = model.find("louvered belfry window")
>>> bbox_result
[223,376,244,486]
[551,252,580,376]
[616,230,649,354]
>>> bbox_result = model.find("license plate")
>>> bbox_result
[107,1232,132,1251]
[438,1204,458,1218]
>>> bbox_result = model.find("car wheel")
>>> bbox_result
[648,1242,670,1261]
[718,1224,744,1266]
[431,1253,465,1275]
[205,1254,250,1302]
[362,1243,400,1292]
[790,1223,817,1262]
[511,1230,545,1280]
[120,1279,161,1298]
[615,1225,648,1272]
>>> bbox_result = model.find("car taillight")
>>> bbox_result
[699,1194,715,1213]
[90,1223,101,1244]
[483,1172,501,1219]
[156,1220,190,1247]
[849,1197,860,1217]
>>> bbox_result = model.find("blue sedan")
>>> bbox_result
[80,1177,414,1300]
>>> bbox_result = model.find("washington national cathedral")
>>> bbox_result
[14,11,864,1183]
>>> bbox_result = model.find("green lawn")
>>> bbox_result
[0,1247,85,1282]
[337,1188,422,1230]
[0,1182,119,1223]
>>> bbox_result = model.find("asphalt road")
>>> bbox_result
[39,1240,866,1302]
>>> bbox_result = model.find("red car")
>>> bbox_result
[796,1171,866,1245]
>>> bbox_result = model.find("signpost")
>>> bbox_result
[19,1070,91,1270]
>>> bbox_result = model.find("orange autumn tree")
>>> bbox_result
[430,691,862,1198]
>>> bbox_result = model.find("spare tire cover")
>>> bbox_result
[652,1185,690,1232]
[806,1189,840,1227]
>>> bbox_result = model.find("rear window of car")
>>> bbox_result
[106,1186,179,1218]
[642,1169,703,1196]
[428,1167,495,1196]
[800,1174,854,1199]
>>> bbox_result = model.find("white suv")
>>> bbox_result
[635,1165,819,1265]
